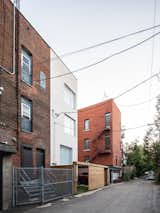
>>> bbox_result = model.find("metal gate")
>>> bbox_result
[13,167,73,206]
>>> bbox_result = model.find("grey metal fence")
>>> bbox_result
[13,167,73,206]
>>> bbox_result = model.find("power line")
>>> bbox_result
[148,0,157,117]
[28,24,160,68]
[42,31,160,80]
[118,95,157,107]
[113,72,159,100]
[59,24,160,58]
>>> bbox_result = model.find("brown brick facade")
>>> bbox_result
[0,0,50,167]
[78,99,122,167]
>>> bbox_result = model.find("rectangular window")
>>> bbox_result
[64,84,76,109]
[105,135,110,150]
[105,113,111,128]
[21,49,32,85]
[40,71,46,90]
[84,139,90,150]
[84,119,90,131]
[64,115,75,136]
[60,145,72,165]
[21,97,32,132]
[84,156,90,163]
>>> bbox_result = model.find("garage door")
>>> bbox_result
[60,145,72,165]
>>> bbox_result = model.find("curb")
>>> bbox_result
[74,182,124,198]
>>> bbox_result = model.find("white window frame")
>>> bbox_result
[64,84,76,109]
[40,71,46,90]
[105,113,111,128]
[84,139,90,150]
[84,119,90,131]
[21,49,32,85]
[21,102,31,119]
[64,114,76,136]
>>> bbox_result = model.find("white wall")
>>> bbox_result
[50,50,78,165]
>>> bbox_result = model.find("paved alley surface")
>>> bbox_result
[7,180,160,213]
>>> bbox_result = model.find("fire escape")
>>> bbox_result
[89,124,111,163]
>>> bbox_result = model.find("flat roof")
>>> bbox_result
[78,98,114,112]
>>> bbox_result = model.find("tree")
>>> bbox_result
[126,140,145,177]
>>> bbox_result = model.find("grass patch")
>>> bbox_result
[76,185,88,194]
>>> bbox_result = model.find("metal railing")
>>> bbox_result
[13,167,73,206]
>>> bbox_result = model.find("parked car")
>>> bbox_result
[144,171,155,180]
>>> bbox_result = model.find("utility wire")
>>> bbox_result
[148,0,157,116]
[52,71,160,115]
[59,24,160,58]
[28,24,160,67]
[118,95,157,107]
[113,72,159,100]
[40,31,160,80]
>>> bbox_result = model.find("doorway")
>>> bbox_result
[36,149,45,167]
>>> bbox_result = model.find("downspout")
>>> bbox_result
[12,0,16,75]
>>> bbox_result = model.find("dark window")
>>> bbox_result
[105,135,110,150]
[84,139,90,150]
[21,146,33,167]
[36,149,45,167]
[21,97,32,132]
[84,119,90,131]
[84,156,90,162]
[21,49,32,85]
[105,113,111,128]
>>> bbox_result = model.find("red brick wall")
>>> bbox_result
[78,99,122,167]
[0,0,50,167]
[0,0,17,147]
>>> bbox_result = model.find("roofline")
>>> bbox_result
[51,49,77,81]
[78,98,114,112]
[10,0,77,80]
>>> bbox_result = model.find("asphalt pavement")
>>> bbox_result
[4,180,160,213]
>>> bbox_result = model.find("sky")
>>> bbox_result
[18,0,160,143]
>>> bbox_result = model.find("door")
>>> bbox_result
[0,153,3,210]
[36,149,45,167]
[60,145,72,165]
[21,146,33,167]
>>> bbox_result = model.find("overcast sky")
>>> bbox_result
[19,0,160,143]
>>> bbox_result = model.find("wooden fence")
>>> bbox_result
[51,162,109,193]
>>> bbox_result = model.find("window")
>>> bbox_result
[60,145,72,165]
[105,113,111,128]
[64,84,76,109]
[84,139,90,150]
[84,119,90,131]
[21,97,32,132]
[64,115,75,136]
[105,135,110,150]
[84,156,90,163]
[40,71,46,90]
[21,49,32,85]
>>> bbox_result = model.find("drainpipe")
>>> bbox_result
[12,0,16,75]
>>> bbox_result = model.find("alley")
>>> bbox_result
[12,180,160,213]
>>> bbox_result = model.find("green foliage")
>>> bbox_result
[123,167,136,181]
[126,142,146,177]
[125,95,160,182]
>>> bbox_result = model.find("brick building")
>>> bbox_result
[0,0,50,209]
[78,99,122,168]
